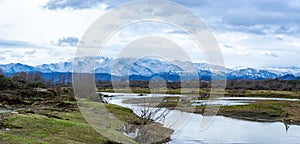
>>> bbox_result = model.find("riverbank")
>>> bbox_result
[217,100,300,125]
[0,98,119,143]
[98,88,300,98]
[115,89,300,126]
[0,103,172,143]
[102,92,300,143]
[159,100,300,125]
[0,88,173,143]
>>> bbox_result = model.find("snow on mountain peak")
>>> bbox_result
[0,56,299,80]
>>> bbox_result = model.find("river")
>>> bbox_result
[101,93,300,144]
[0,108,11,114]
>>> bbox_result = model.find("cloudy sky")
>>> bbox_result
[0,0,299,68]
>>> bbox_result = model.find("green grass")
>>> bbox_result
[216,101,300,124]
[224,89,300,99]
[244,90,300,98]
[77,99,173,143]
[1,112,120,144]
[1,100,148,144]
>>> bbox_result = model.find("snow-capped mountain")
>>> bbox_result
[227,68,278,80]
[260,66,300,77]
[36,62,72,73]
[0,56,299,80]
[0,63,41,74]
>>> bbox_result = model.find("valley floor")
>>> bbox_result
[1,88,300,143]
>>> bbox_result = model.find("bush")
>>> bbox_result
[0,75,15,90]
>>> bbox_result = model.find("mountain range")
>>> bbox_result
[0,56,299,81]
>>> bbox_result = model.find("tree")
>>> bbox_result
[0,75,14,90]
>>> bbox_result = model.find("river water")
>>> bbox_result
[0,108,11,114]
[101,93,300,144]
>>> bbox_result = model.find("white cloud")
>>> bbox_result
[215,31,300,67]
[0,0,107,65]
[101,22,206,62]
[0,0,299,68]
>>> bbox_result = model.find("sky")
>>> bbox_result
[0,0,299,68]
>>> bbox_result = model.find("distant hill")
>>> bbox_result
[0,56,299,81]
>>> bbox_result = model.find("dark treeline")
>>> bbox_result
[0,71,299,92]
[96,79,300,92]
[0,72,46,90]
[1,71,72,87]
[0,72,74,105]
[226,79,300,91]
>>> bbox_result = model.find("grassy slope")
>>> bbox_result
[1,112,119,144]
[1,101,143,144]
[78,99,173,144]
[1,100,173,144]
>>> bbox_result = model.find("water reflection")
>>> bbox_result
[191,96,300,107]
[220,97,300,101]
[103,93,300,144]
[190,99,253,106]
[0,108,11,114]
[283,113,292,132]
[284,122,290,132]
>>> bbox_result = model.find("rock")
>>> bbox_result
[11,111,19,115]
